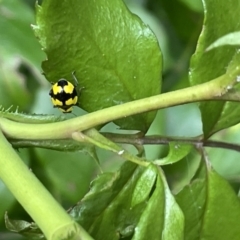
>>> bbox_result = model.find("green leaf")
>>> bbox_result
[69,162,184,240]
[132,168,184,240]
[189,0,240,137]
[206,50,240,135]
[5,212,44,239]
[160,170,184,240]
[72,129,149,166]
[131,165,157,207]
[0,0,44,65]
[154,142,193,165]
[179,0,203,12]
[0,0,45,112]
[11,139,95,152]
[6,162,184,239]
[201,170,240,239]
[163,152,201,194]
[176,179,207,240]
[0,107,66,123]
[206,31,240,51]
[69,161,140,239]
[34,0,162,132]
[176,162,240,240]
[131,172,164,240]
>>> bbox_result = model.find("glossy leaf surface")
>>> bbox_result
[35,0,162,132]
[189,0,240,137]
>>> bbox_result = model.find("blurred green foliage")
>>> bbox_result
[1,0,240,239]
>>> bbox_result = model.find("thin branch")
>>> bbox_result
[1,69,240,141]
[9,133,240,153]
[102,133,240,152]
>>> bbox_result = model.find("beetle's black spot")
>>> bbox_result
[57,79,69,87]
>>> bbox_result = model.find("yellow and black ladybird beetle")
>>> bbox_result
[49,73,79,113]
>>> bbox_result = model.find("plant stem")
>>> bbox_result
[0,72,239,141]
[9,133,240,153]
[72,129,149,166]
[0,131,93,240]
[103,133,240,152]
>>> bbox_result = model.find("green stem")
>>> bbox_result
[0,72,239,140]
[103,133,240,152]
[0,131,93,240]
[72,129,149,167]
[10,133,240,152]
